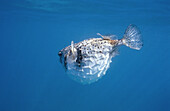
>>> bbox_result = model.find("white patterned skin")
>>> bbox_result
[58,24,143,84]
[58,38,119,84]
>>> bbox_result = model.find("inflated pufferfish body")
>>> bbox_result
[58,24,143,84]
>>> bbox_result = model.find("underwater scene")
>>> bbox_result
[0,0,170,111]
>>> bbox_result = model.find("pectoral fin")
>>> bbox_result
[71,41,75,55]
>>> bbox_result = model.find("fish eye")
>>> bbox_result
[58,51,62,56]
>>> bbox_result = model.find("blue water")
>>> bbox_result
[0,0,170,111]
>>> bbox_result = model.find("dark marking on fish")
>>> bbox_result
[76,49,83,67]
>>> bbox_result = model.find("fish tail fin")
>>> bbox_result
[121,24,143,50]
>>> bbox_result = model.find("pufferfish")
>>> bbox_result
[58,24,143,84]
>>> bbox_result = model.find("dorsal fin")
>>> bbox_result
[97,33,117,40]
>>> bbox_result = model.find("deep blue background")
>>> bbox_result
[0,0,170,111]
